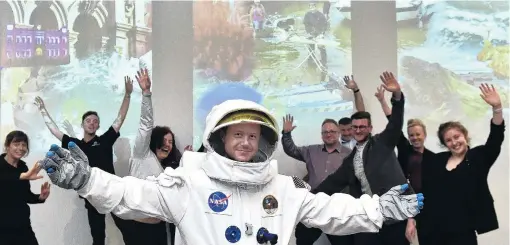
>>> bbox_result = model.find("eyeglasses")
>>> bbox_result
[321,131,338,135]
[351,125,368,130]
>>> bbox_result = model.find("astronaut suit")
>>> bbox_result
[41,99,424,245]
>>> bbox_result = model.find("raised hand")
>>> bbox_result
[39,182,51,201]
[135,68,151,93]
[282,114,296,133]
[34,96,46,111]
[20,162,44,181]
[374,85,385,102]
[379,71,401,93]
[124,76,134,95]
[479,83,501,108]
[343,75,358,91]
[379,184,424,222]
[40,142,91,190]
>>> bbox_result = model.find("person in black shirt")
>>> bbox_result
[420,84,505,245]
[34,76,133,245]
[375,86,435,243]
[0,130,50,245]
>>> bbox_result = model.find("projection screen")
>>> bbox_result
[192,0,354,147]
[0,1,152,168]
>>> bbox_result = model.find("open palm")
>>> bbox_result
[479,83,501,107]
[379,71,401,93]
[136,68,151,92]
[282,114,296,133]
[39,182,51,201]
[20,162,44,181]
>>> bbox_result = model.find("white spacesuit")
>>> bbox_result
[41,99,423,245]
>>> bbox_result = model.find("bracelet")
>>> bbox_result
[493,107,503,113]
[353,89,360,93]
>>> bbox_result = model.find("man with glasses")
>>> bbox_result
[282,116,354,244]
[281,116,351,190]
[295,71,412,245]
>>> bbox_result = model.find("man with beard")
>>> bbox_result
[34,73,134,245]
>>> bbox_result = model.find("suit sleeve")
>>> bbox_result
[281,132,309,162]
[312,162,350,195]
[480,120,505,168]
[77,167,190,224]
[132,93,154,159]
[296,189,383,235]
[378,94,405,148]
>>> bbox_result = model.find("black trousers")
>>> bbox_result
[419,230,478,245]
[295,221,409,245]
[0,226,39,245]
[122,220,175,245]
[86,201,130,245]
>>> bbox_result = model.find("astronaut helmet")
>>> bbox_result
[203,100,279,163]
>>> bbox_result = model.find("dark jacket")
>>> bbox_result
[421,120,505,235]
[0,154,45,228]
[312,94,409,197]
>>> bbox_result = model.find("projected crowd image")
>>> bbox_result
[0,1,152,154]
[395,0,509,141]
[193,0,354,146]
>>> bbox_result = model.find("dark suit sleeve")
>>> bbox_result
[19,165,44,204]
[480,120,505,168]
[100,126,121,147]
[294,222,324,244]
[311,162,349,195]
[25,181,44,204]
[378,93,405,148]
[386,114,411,171]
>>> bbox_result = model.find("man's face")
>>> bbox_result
[82,115,100,135]
[338,123,352,141]
[321,122,339,146]
[223,123,261,162]
[351,119,372,142]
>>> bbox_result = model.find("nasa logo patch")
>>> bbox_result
[225,225,241,243]
[208,191,230,213]
[262,195,279,215]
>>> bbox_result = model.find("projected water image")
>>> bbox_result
[396,0,509,137]
[0,1,153,154]
[193,1,353,146]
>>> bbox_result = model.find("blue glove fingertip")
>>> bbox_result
[400,183,408,191]
[46,151,55,157]
[68,142,77,148]
[50,144,59,151]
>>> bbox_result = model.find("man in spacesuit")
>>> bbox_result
[40,99,424,244]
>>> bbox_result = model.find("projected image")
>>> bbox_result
[0,1,152,153]
[193,0,353,146]
[395,0,509,135]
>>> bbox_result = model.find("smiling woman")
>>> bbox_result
[0,130,49,245]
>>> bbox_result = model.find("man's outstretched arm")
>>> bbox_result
[295,184,424,236]
[41,143,189,224]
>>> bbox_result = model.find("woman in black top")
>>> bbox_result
[376,86,435,244]
[419,84,505,245]
[0,130,50,245]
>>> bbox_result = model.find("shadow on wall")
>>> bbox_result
[113,137,133,178]
[63,197,91,245]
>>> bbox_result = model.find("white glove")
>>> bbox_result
[379,184,424,222]
[40,142,91,191]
